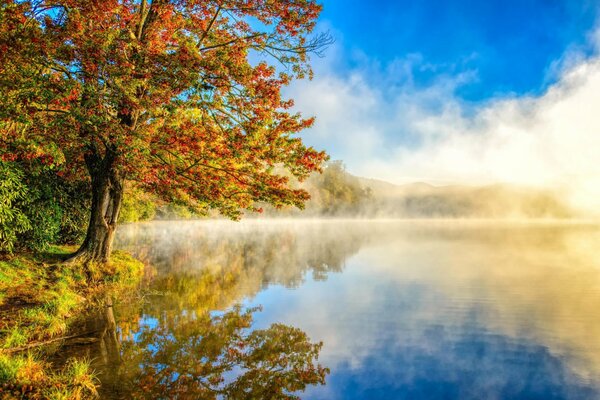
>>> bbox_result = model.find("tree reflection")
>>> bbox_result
[55,222,358,397]
[118,306,328,399]
[117,221,365,296]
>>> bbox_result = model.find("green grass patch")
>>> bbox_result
[1,327,30,349]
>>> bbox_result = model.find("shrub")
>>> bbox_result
[0,162,31,253]
[20,183,63,252]
[0,161,90,253]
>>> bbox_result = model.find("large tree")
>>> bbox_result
[0,0,330,263]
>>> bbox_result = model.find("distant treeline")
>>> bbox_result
[115,160,376,221]
[0,159,575,253]
[261,162,573,219]
[262,160,373,217]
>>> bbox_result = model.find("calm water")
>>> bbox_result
[69,220,600,399]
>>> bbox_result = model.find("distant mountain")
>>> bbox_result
[355,177,573,219]
[260,162,573,219]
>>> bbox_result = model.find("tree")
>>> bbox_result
[306,160,372,215]
[0,0,330,263]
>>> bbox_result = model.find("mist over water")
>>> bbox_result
[61,219,600,399]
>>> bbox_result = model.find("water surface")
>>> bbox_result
[77,220,600,399]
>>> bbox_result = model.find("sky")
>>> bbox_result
[287,0,600,212]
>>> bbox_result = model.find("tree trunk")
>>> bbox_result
[67,150,123,264]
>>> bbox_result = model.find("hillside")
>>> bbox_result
[275,162,574,218]
[356,177,573,219]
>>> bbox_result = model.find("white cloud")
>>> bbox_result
[288,26,600,214]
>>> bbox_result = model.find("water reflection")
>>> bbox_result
[117,220,364,297]
[69,220,600,399]
[115,306,327,399]
[62,221,358,399]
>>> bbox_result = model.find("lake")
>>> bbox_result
[71,220,600,399]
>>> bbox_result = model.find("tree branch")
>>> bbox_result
[199,33,265,52]
[198,3,222,48]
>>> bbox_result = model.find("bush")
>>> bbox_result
[0,161,90,253]
[19,184,63,252]
[20,167,90,250]
[49,178,89,245]
[0,162,32,253]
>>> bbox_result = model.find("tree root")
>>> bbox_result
[1,330,101,354]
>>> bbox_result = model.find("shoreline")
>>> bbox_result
[0,246,144,399]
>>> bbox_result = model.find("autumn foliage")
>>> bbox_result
[0,0,330,262]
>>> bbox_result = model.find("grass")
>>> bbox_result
[0,246,144,399]
[0,354,98,399]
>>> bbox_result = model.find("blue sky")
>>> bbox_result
[287,0,600,212]
[319,0,598,101]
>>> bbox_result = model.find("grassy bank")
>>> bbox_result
[0,246,143,399]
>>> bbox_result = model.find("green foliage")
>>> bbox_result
[119,187,157,223]
[20,183,63,252]
[52,180,90,245]
[0,353,23,382]
[305,160,372,216]
[0,161,89,253]
[0,162,31,253]
[23,168,90,248]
